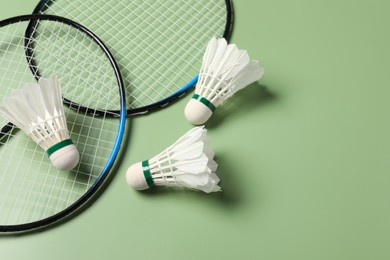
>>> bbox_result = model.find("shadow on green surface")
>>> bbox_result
[206,82,276,128]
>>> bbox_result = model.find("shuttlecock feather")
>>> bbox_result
[185,37,265,125]
[0,75,79,170]
[126,126,221,193]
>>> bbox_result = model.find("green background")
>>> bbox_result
[1,0,390,259]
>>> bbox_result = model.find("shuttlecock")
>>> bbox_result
[185,37,265,125]
[126,126,221,193]
[0,75,79,171]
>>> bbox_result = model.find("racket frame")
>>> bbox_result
[0,14,126,233]
[32,0,234,116]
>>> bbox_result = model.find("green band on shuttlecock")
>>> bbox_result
[142,160,155,188]
[192,94,216,112]
[46,139,74,157]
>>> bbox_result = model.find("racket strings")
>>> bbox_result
[28,23,119,112]
[37,0,230,110]
[0,16,125,229]
[26,20,116,109]
[0,22,40,209]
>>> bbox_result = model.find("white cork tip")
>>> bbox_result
[49,144,79,171]
[184,98,213,125]
[126,162,149,190]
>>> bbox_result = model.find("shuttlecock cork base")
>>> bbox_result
[184,94,215,125]
[126,161,154,190]
[47,139,80,171]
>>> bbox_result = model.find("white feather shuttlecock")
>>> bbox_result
[0,75,79,171]
[126,126,221,193]
[185,37,265,125]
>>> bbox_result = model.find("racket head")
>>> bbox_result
[33,0,234,115]
[0,14,126,232]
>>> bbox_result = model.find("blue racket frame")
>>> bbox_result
[0,14,127,233]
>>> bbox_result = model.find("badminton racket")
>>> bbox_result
[33,0,234,115]
[0,14,126,233]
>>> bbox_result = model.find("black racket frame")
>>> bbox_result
[0,14,126,233]
[32,0,235,116]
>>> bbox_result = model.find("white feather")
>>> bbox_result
[230,61,264,92]
[198,38,263,104]
[174,153,209,173]
[169,126,205,152]
[0,75,69,148]
[185,37,264,125]
[0,75,79,170]
[208,159,218,172]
